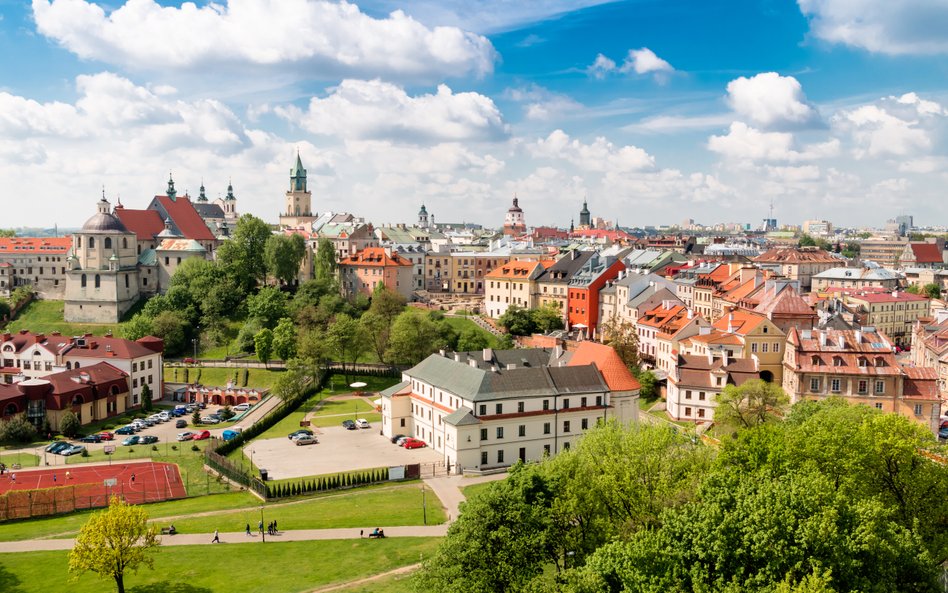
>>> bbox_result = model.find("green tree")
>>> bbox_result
[314,237,338,285]
[247,286,288,328]
[254,328,274,367]
[530,303,565,334]
[714,378,789,431]
[264,233,308,285]
[234,318,264,354]
[150,311,187,356]
[386,309,444,365]
[326,313,367,380]
[456,327,490,352]
[905,283,922,295]
[140,384,152,411]
[636,369,658,400]
[0,229,15,237]
[216,214,272,292]
[272,317,298,361]
[60,411,81,438]
[497,305,536,336]
[273,358,312,400]
[120,314,154,341]
[69,496,160,593]
[922,282,942,299]
[0,415,38,444]
[600,318,641,373]
[9,286,32,308]
[798,233,817,247]
[0,299,10,320]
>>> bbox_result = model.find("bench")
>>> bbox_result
[160,527,176,535]
[368,531,385,539]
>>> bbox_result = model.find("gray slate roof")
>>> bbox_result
[379,380,409,398]
[444,407,481,426]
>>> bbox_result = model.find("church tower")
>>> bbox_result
[418,204,429,229]
[280,152,316,228]
[503,196,527,236]
[578,198,591,228]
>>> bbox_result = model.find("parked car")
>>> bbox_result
[198,402,207,409]
[122,436,141,446]
[79,434,102,443]
[288,429,314,440]
[390,434,405,444]
[176,432,195,442]
[61,444,86,456]
[295,435,318,446]
[45,441,65,453]
[157,412,171,422]
[342,419,357,430]
[98,432,115,441]
[46,441,70,454]
[939,426,948,440]
[402,438,426,449]
[201,416,221,424]
[140,435,158,444]
[175,419,188,428]
[116,426,136,435]
[395,436,409,446]
[183,357,196,364]
[193,430,211,440]
[234,403,251,412]
[355,418,370,429]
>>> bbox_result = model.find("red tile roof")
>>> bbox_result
[62,334,164,359]
[908,243,943,264]
[847,292,928,304]
[754,247,838,264]
[568,341,641,392]
[712,310,768,335]
[486,260,544,279]
[114,208,165,241]
[900,366,940,400]
[339,247,412,267]
[0,237,72,254]
[154,196,216,242]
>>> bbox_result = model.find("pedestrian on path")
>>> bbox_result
[273,520,278,533]
[10,473,15,483]
[65,471,71,480]
[258,520,264,536]
[245,523,251,536]
[131,473,136,484]
[360,529,363,538]
[211,529,220,543]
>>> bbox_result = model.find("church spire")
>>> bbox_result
[226,179,236,201]
[290,151,307,192]
[166,172,177,201]
[198,178,208,202]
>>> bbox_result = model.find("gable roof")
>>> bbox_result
[712,310,769,335]
[339,247,412,267]
[0,237,72,254]
[152,196,216,242]
[486,260,544,280]
[114,207,166,241]
[754,247,838,264]
[907,242,943,264]
[567,341,640,391]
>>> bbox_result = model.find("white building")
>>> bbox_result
[380,342,639,473]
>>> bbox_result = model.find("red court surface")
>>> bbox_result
[0,461,186,519]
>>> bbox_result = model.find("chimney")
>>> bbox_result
[854,330,862,344]
[892,290,898,298]
[687,309,693,319]
[468,358,478,368]
[727,312,734,333]
[837,335,845,349]
[482,347,493,362]
[819,331,827,347]
[506,363,517,370]
[554,344,563,359]
[454,353,461,362]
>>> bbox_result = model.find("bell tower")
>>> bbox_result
[280,152,316,228]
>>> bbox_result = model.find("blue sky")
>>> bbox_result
[1,0,947,229]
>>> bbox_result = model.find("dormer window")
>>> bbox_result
[811,355,820,366]
[857,357,868,368]
[875,357,885,367]
[833,356,843,367]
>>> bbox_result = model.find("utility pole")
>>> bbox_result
[422,483,427,525]
[260,506,265,543]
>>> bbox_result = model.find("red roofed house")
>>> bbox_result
[568,249,629,339]
[783,327,941,433]
[484,260,548,319]
[666,352,761,423]
[339,247,413,300]
[0,362,131,431]
[0,237,73,299]
[898,239,945,269]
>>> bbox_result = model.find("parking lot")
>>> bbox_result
[244,424,441,480]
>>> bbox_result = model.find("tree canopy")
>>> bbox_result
[216,214,271,293]
[265,233,307,285]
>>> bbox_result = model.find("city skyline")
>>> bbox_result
[1,0,947,228]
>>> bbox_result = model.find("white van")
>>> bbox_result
[234,403,251,412]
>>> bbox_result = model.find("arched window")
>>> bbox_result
[89,237,95,249]
[76,236,81,248]
[94,274,101,288]
[104,237,112,249]
[75,362,80,368]
[66,361,72,370]
[123,237,128,249]
[71,394,84,406]
[81,274,87,288]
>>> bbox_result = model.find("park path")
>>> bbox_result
[307,563,421,593]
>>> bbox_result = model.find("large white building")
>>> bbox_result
[380,342,639,473]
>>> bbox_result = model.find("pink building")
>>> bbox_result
[339,247,414,300]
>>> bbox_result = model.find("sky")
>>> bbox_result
[1,0,947,230]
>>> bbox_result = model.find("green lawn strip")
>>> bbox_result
[0,492,258,542]
[309,412,382,428]
[460,481,495,501]
[311,397,376,417]
[442,316,500,347]
[322,375,401,395]
[0,538,441,593]
[330,569,419,593]
[5,300,123,337]
[158,483,444,534]
[162,366,286,389]
[0,452,39,467]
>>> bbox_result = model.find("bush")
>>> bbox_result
[171,445,178,451]
[59,412,81,438]
[219,406,234,421]
[191,444,200,452]
[81,448,90,457]
[152,445,158,451]
[0,415,39,444]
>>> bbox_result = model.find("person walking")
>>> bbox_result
[10,473,15,483]
[245,523,251,536]
[131,473,136,484]
[53,473,57,483]
[211,529,220,544]
[274,520,278,533]
[258,520,264,536]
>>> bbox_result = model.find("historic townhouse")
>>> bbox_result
[636,303,708,375]
[0,330,163,410]
[753,247,839,291]
[711,309,786,384]
[911,310,948,394]
[567,248,630,338]
[666,352,760,422]
[783,327,941,433]
[811,266,901,291]
[484,260,549,319]
[338,247,414,300]
[380,343,639,473]
[0,237,72,299]
[750,281,818,334]
[842,291,929,347]
[535,250,594,321]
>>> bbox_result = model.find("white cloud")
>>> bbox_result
[31,0,496,82]
[530,129,655,173]
[587,54,616,79]
[707,122,839,162]
[506,85,583,121]
[623,113,732,134]
[276,79,506,143]
[765,164,822,183]
[835,93,945,158]
[619,47,674,75]
[726,73,820,129]
[798,0,948,55]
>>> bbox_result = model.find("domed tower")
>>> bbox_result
[65,193,142,323]
[196,180,208,203]
[222,181,238,221]
[503,196,526,236]
[279,152,316,229]
[418,204,430,229]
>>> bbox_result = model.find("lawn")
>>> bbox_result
[162,366,286,390]
[460,481,496,501]
[0,538,441,593]
[442,316,500,347]
[312,397,376,417]
[332,569,419,593]
[4,299,125,337]
[0,452,39,468]
[309,412,382,428]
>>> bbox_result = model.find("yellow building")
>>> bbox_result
[844,291,929,347]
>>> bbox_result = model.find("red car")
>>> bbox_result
[193,430,211,440]
[402,438,426,449]
[98,432,115,441]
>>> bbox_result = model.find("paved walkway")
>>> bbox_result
[422,473,505,521]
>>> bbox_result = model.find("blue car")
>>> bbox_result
[48,441,71,454]
[938,427,948,440]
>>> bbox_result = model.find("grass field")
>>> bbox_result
[442,316,500,347]
[332,570,418,593]
[0,452,39,468]
[312,397,376,417]
[0,538,441,593]
[460,481,495,501]
[4,300,125,336]
[162,366,286,390]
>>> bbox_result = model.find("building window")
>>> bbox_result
[913,404,923,415]
[480,428,487,441]
[562,442,570,450]
[543,422,550,435]
[481,451,488,465]
[496,427,504,439]
[810,378,820,392]
[874,402,883,410]
[685,390,692,400]
[774,343,780,353]
[875,380,884,394]
[563,399,570,409]
[518,425,525,437]
[497,450,504,463]
[479,404,486,416]
[517,401,524,413]
[857,380,868,395]
[751,343,758,353]
[684,407,692,417]
[581,418,588,430]
[495,403,503,414]
[580,396,587,408]
[543,444,551,456]
[542,400,549,411]
[595,395,602,406]
[761,343,769,353]
[831,378,841,392]
[563,420,571,433]
[94,274,100,288]
[81,274,87,288]
[400,418,405,427]
[699,392,706,401]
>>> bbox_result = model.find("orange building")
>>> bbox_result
[339,247,413,300]
[567,251,628,338]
